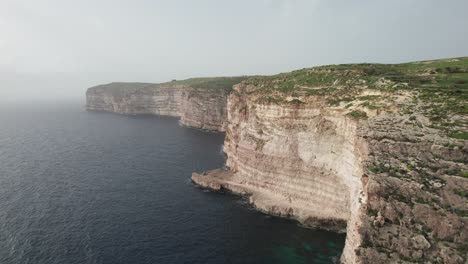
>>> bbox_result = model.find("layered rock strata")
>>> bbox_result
[179,88,228,131]
[86,82,183,117]
[192,58,468,264]
[86,78,245,131]
[193,84,367,262]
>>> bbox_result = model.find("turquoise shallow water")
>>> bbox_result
[0,101,345,264]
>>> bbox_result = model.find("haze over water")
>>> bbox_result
[0,101,345,264]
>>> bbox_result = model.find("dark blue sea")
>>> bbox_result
[0,101,345,264]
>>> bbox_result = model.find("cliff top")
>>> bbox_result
[240,57,468,140]
[163,77,249,92]
[87,76,249,96]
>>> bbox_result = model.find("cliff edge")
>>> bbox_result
[192,57,468,263]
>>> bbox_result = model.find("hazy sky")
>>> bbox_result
[1,0,468,101]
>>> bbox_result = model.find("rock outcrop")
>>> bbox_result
[86,82,183,116]
[179,87,228,131]
[86,77,247,131]
[357,114,467,264]
[192,58,468,263]
[193,83,368,262]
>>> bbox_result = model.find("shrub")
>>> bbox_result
[347,110,368,120]
[289,98,304,104]
[461,172,468,179]
[449,132,468,140]
[446,67,462,73]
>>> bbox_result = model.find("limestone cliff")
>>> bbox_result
[86,77,247,131]
[85,58,467,263]
[86,82,183,116]
[192,58,468,263]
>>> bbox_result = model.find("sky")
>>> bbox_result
[1,0,468,101]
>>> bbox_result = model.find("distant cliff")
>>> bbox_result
[86,77,247,131]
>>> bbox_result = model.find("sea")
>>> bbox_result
[0,100,345,264]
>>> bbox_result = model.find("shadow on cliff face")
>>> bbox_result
[191,182,346,264]
[303,217,347,233]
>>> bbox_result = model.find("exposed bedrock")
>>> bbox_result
[192,82,468,264]
[356,115,467,264]
[179,88,228,131]
[193,82,368,263]
[86,82,229,131]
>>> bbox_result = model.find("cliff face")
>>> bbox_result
[195,84,368,263]
[192,58,468,263]
[86,77,247,131]
[179,88,228,131]
[224,89,364,228]
[86,83,183,116]
[225,87,367,264]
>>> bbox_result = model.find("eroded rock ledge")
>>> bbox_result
[192,169,348,232]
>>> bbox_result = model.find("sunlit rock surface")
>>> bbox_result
[193,58,468,264]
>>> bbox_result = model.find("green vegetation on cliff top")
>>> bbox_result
[246,57,468,94]
[90,76,249,95]
[164,76,248,92]
[245,57,468,130]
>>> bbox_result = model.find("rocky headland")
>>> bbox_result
[87,58,468,263]
[86,77,247,131]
